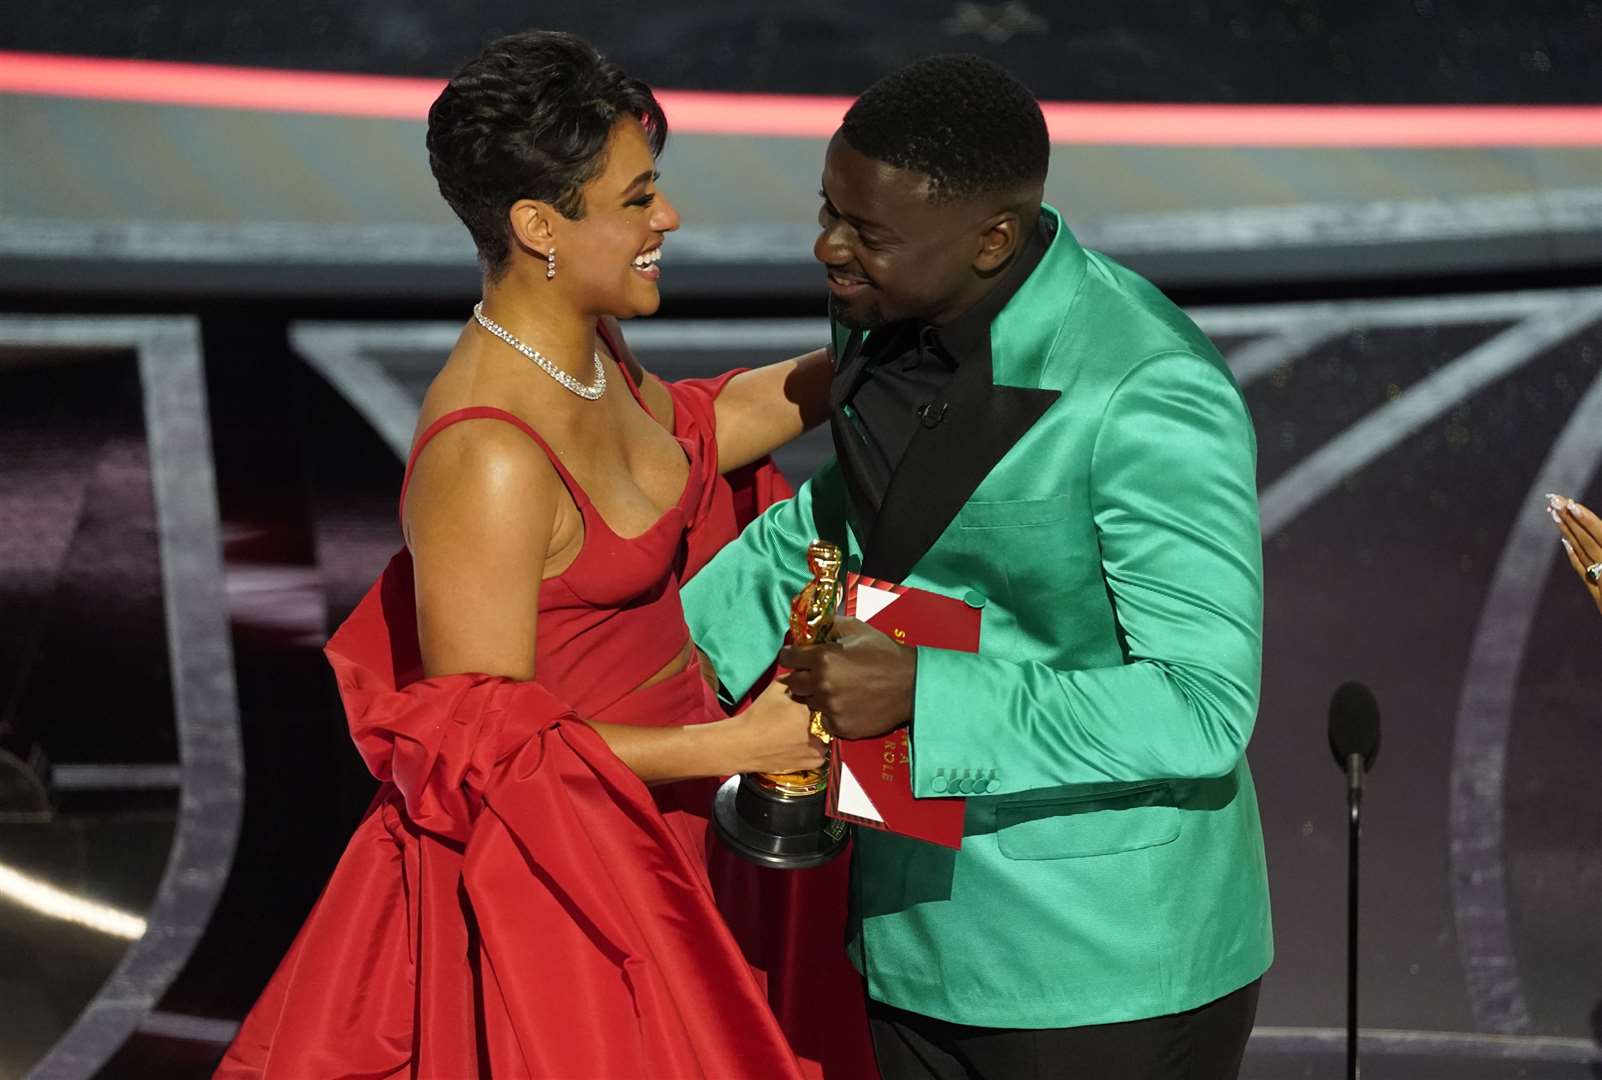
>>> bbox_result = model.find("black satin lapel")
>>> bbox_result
[830,410,878,542]
[827,325,880,542]
[863,353,1059,582]
[829,330,872,410]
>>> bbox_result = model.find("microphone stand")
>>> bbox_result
[1346,751,1362,1080]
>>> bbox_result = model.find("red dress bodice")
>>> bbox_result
[398,388,717,734]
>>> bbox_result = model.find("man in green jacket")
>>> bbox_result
[682,55,1271,1079]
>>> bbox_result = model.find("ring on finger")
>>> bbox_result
[1587,561,1602,584]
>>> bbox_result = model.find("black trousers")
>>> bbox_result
[867,979,1260,1080]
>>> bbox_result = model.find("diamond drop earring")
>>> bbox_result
[546,248,557,280]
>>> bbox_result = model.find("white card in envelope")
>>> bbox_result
[834,754,884,822]
[854,583,900,624]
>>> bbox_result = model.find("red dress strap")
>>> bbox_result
[399,406,582,518]
[595,319,654,416]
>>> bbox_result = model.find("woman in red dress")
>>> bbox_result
[219,31,872,1079]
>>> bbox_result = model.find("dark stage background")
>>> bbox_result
[3,2,1600,301]
[2,3,1601,1078]
[8,0,1602,102]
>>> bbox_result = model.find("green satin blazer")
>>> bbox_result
[682,207,1272,1028]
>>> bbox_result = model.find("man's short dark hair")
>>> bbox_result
[426,31,667,278]
[840,55,1048,203]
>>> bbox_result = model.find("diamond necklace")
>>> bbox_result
[472,302,606,400]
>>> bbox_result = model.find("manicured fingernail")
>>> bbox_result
[1546,493,1564,503]
[1562,537,1575,556]
[1565,498,1581,516]
[1549,505,1564,525]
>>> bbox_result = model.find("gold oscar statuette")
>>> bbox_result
[710,539,852,868]
[756,540,843,796]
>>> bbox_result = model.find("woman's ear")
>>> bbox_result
[507,199,556,260]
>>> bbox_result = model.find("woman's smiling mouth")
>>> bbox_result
[632,246,662,279]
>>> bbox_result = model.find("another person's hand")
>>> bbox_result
[1548,493,1602,615]
[778,616,917,740]
[725,679,828,776]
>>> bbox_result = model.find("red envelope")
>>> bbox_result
[826,574,981,850]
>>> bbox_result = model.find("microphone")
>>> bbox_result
[1328,680,1380,799]
[1327,679,1379,1080]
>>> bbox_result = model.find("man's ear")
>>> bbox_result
[973,211,1021,275]
[507,199,557,259]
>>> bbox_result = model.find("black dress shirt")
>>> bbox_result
[839,214,1054,535]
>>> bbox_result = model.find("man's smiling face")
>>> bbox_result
[813,133,1007,332]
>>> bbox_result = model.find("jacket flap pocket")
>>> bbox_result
[958,494,1072,529]
[996,784,1181,861]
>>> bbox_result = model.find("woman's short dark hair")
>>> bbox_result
[427,31,668,278]
[841,55,1048,204]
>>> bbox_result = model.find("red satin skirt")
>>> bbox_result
[218,662,874,1079]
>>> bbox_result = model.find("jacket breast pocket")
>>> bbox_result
[995,783,1181,861]
[958,493,1072,530]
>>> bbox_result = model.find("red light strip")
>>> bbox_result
[0,51,442,119]
[2,50,1599,148]
[1038,101,1602,148]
